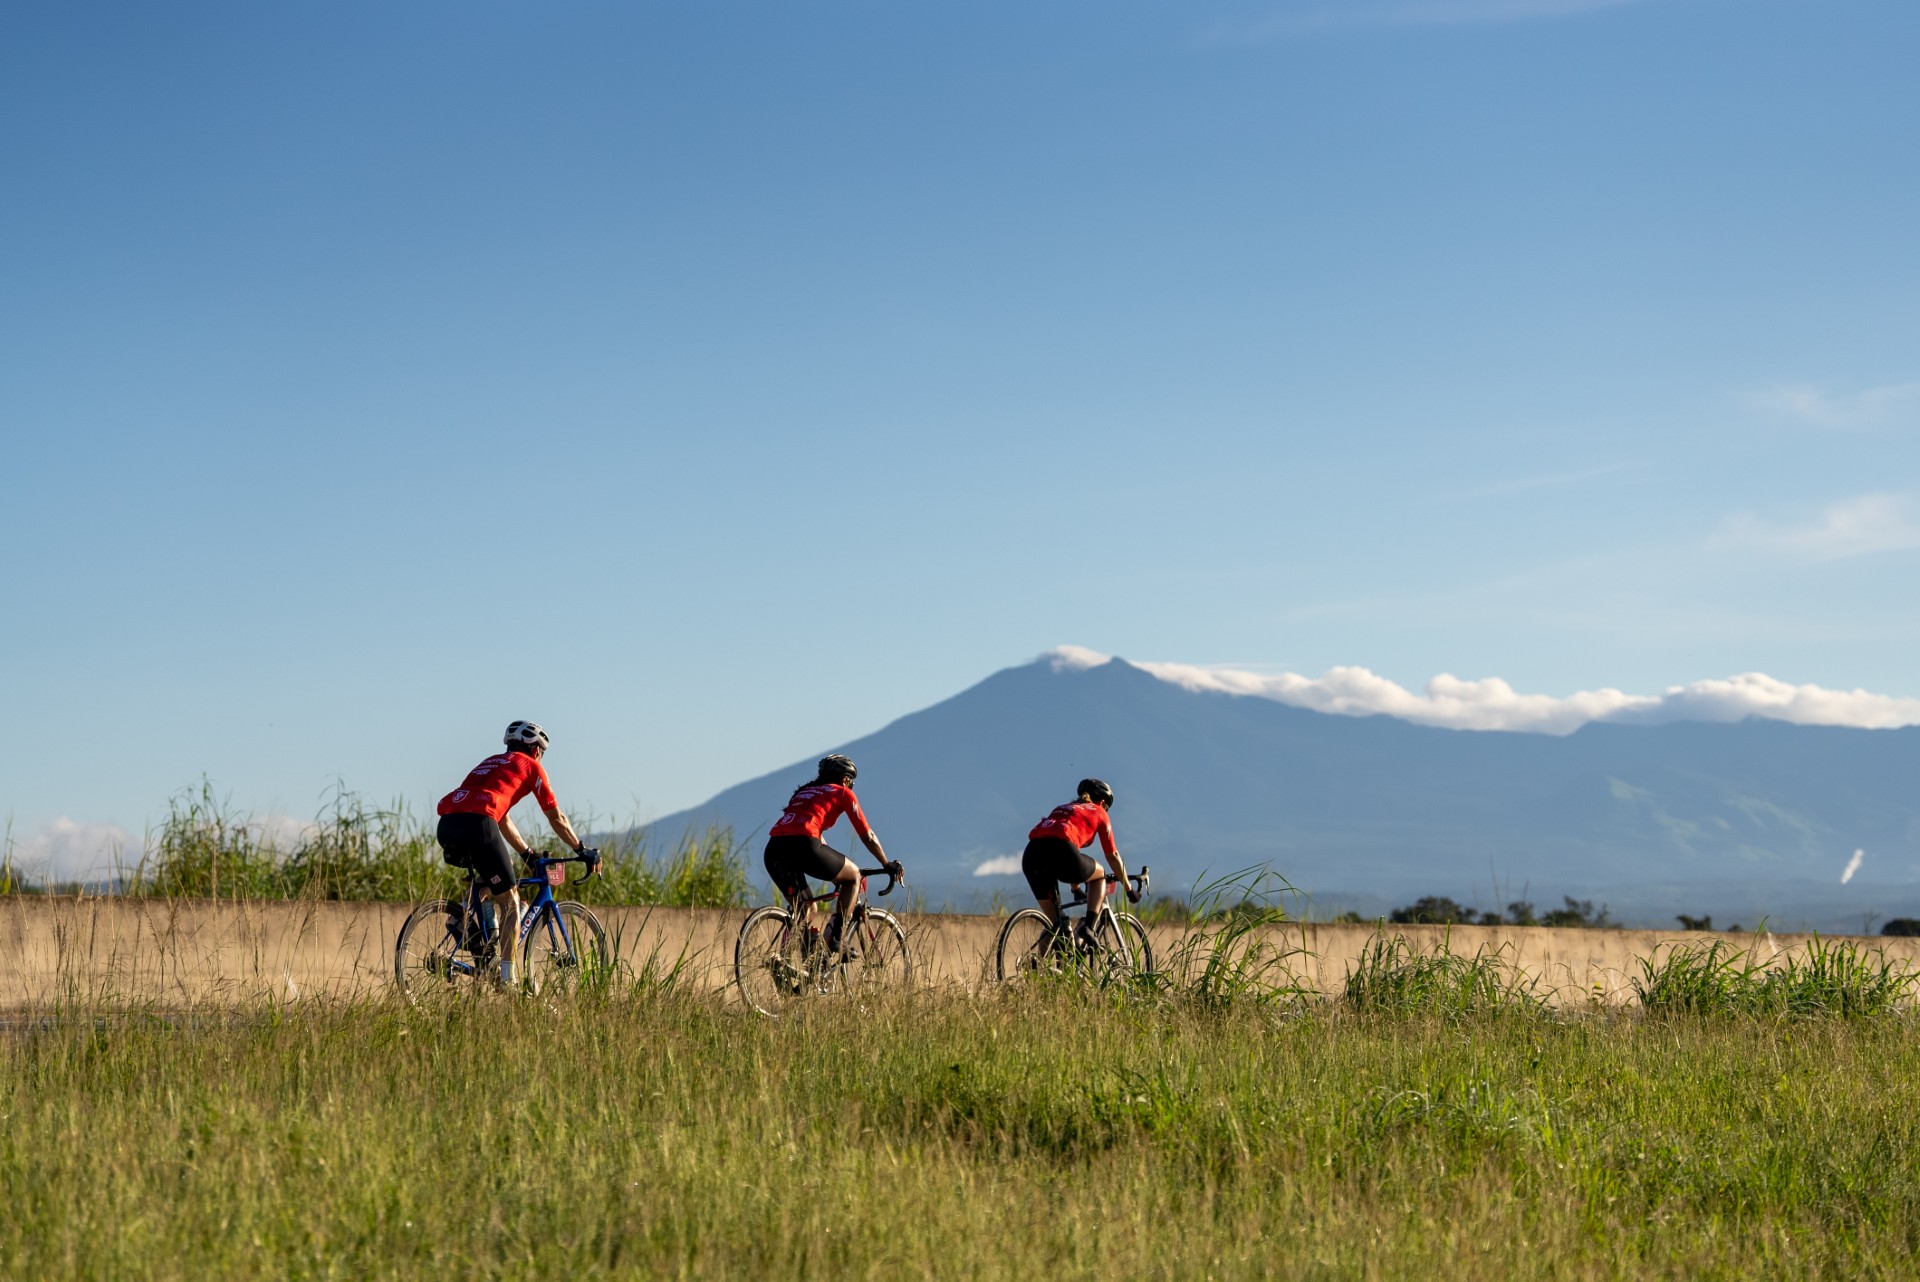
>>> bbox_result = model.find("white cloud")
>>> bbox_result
[1622,674,1920,730]
[1713,493,1920,562]
[258,814,321,849]
[1841,849,1864,885]
[973,855,1024,877]
[1043,648,1920,735]
[7,818,135,883]
[1749,381,1920,429]
[5,811,320,885]
[1133,658,1655,733]
[1046,645,1112,672]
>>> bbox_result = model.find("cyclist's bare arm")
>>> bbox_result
[858,828,887,864]
[499,813,533,857]
[1106,852,1133,899]
[542,804,583,851]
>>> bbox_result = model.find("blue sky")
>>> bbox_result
[4,0,1918,871]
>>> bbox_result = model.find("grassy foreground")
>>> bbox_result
[4,992,1917,1280]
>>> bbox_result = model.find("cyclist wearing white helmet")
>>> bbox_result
[436,720,588,988]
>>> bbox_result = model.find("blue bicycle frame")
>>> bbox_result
[449,850,595,977]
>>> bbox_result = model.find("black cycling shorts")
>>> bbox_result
[437,813,518,896]
[763,833,850,900]
[1022,836,1098,902]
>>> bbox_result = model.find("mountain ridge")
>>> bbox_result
[639,655,1920,928]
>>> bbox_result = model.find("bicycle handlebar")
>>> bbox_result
[858,860,907,897]
[523,848,602,883]
[1062,865,1149,909]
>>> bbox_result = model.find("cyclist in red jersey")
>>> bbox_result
[764,754,892,958]
[1021,778,1134,946]
[436,720,592,989]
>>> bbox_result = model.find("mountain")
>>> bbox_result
[641,655,1920,929]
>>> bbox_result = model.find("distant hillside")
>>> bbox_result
[641,655,1920,929]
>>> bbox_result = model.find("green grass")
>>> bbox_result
[1635,935,1916,1017]
[1344,930,1545,1016]
[90,779,752,908]
[5,985,1919,1280]
[1156,867,1314,1007]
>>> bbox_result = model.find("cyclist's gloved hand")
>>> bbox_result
[1127,882,1141,904]
[579,846,602,877]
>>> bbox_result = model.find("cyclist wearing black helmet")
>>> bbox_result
[765,754,892,958]
[1022,778,1133,945]
[436,720,597,989]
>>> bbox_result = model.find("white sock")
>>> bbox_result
[499,959,515,984]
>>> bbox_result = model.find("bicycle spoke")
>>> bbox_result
[395,899,489,1007]
[841,909,910,999]
[736,906,809,1016]
[521,902,611,996]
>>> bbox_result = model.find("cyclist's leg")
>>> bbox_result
[1084,866,1109,921]
[765,836,815,918]
[1021,839,1064,925]
[1022,838,1094,928]
[463,820,522,983]
[492,886,523,979]
[767,833,856,947]
[436,816,479,941]
[436,813,490,875]
[816,838,859,937]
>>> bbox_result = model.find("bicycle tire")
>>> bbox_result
[1102,911,1156,984]
[995,908,1067,983]
[735,904,811,1017]
[523,900,612,995]
[836,907,911,997]
[394,898,487,1005]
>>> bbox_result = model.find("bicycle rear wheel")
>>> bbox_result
[995,908,1069,983]
[837,908,910,998]
[523,900,612,995]
[1093,911,1156,985]
[394,898,488,1005]
[735,904,812,1016]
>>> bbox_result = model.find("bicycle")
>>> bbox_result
[994,867,1155,985]
[394,849,611,1001]
[733,860,911,1016]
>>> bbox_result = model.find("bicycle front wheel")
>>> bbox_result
[838,908,910,998]
[735,905,810,1017]
[523,901,612,995]
[395,898,487,1005]
[1093,911,1157,985]
[995,909,1066,984]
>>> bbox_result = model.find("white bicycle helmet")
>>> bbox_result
[504,720,551,752]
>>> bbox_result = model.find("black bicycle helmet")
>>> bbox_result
[818,754,858,785]
[1078,777,1114,807]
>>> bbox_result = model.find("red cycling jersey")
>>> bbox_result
[769,783,873,840]
[1029,801,1118,856]
[437,752,558,822]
